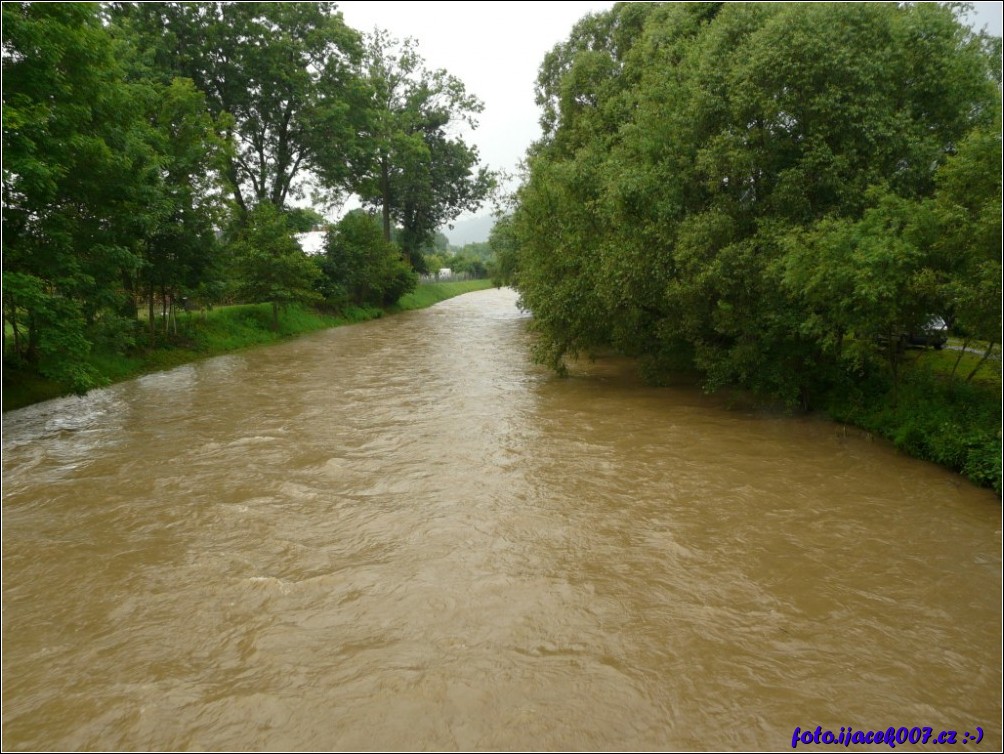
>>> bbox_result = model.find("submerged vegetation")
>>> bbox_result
[498,3,1001,490]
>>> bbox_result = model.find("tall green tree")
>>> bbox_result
[231,203,320,329]
[350,30,493,270]
[317,210,416,308]
[109,1,367,214]
[3,2,163,390]
[131,77,230,344]
[929,114,1002,380]
[509,2,999,404]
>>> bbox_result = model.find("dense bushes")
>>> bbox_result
[316,211,417,309]
[2,280,491,411]
[826,369,1001,493]
[502,2,1001,489]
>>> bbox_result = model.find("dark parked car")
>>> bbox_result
[874,317,948,351]
[905,317,948,349]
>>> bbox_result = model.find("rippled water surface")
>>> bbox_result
[3,288,1000,750]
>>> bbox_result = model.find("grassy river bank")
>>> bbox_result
[2,280,494,412]
[3,278,999,494]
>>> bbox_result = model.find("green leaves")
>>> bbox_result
[3,3,156,382]
[351,30,493,264]
[318,211,416,309]
[231,203,321,328]
[112,2,365,212]
[509,2,1000,406]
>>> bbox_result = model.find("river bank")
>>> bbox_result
[821,367,1001,494]
[2,279,494,412]
[4,286,998,751]
[5,277,998,493]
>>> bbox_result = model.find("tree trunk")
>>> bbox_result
[228,154,249,217]
[381,156,392,242]
[120,269,138,319]
[148,284,156,348]
[161,286,168,336]
[950,338,970,379]
[26,311,39,365]
[966,341,996,383]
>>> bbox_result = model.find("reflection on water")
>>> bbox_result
[3,288,1000,750]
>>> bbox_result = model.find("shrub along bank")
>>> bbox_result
[823,360,1001,494]
[2,279,493,411]
[497,3,1001,493]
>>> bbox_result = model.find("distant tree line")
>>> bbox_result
[420,238,495,281]
[3,2,492,392]
[499,2,1000,408]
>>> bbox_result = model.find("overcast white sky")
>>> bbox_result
[337,1,615,185]
[333,1,1003,232]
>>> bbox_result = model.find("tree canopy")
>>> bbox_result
[3,2,221,388]
[109,1,367,214]
[351,30,494,270]
[3,2,492,392]
[317,210,416,308]
[231,203,321,329]
[507,2,1001,405]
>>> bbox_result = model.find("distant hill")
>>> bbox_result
[441,214,495,246]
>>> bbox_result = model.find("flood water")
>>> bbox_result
[3,288,1000,750]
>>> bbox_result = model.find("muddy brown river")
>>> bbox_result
[2,288,1000,750]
